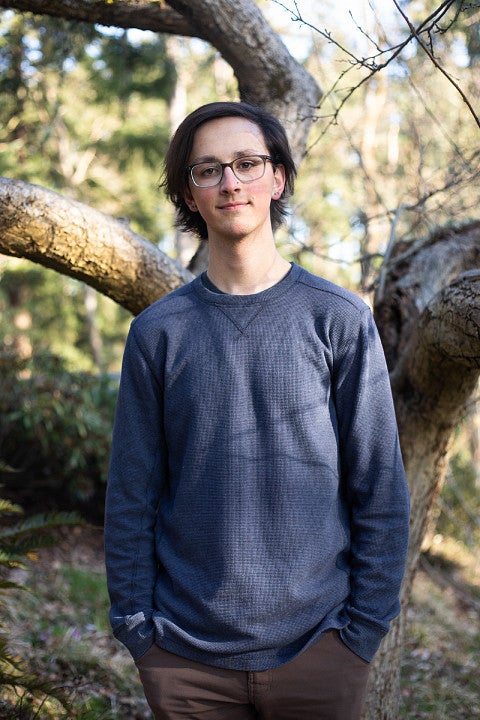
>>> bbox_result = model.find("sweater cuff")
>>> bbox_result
[111,610,155,661]
[339,621,386,663]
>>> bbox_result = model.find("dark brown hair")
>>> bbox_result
[160,101,297,240]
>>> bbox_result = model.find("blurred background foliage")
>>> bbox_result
[0,1,478,539]
[0,346,117,522]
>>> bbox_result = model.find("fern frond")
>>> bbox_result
[0,549,25,566]
[0,536,56,558]
[0,511,83,541]
[0,670,73,711]
[0,639,73,710]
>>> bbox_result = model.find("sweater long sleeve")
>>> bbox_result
[104,263,410,668]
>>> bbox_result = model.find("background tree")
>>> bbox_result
[0,1,479,717]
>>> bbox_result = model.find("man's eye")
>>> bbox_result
[201,165,220,176]
[238,160,256,170]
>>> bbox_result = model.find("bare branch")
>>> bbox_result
[392,0,480,129]
[274,0,480,140]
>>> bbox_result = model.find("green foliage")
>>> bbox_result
[0,495,82,718]
[0,346,118,520]
[86,28,176,103]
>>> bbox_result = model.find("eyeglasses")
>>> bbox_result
[188,154,273,188]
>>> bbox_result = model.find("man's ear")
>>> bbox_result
[272,164,286,198]
[184,187,198,212]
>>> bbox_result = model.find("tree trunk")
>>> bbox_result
[83,284,104,372]
[362,223,480,718]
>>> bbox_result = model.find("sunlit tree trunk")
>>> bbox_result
[83,285,104,371]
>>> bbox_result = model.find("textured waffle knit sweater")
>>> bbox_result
[105,263,410,669]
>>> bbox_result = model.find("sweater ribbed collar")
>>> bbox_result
[193,262,301,306]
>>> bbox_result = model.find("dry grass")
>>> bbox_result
[401,535,480,719]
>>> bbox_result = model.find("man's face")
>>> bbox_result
[185,116,285,243]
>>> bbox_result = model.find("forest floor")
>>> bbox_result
[2,525,480,719]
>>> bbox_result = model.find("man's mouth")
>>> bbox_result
[219,201,248,210]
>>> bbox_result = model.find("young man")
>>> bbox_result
[105,101,410,720]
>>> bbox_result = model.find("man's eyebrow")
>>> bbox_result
[189,149,265,164]
[189,155,218,165]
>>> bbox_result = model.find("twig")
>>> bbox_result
[274,0,480,143]
[392,0,480,129]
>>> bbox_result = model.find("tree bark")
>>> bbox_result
[0,0,321,163]
[0,0,196,36]
[0,177,193,315]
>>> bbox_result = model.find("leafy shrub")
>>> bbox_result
[0,347,118,521]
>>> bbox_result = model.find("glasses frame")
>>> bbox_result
[188,154,273,188]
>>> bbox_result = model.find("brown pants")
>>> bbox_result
[135,630,371,720]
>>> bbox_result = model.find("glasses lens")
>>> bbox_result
[191,162,222,188]
[232,156,266,182]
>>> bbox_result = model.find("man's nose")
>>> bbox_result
[220,165,240,191]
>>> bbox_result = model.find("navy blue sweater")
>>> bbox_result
[105,263,409,669]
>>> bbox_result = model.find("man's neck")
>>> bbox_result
[206,237,291,295]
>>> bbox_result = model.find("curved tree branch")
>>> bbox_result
[166,0,321,159]
[0,177,193,315]
[0,0,322,163]
[393,271,480,424]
